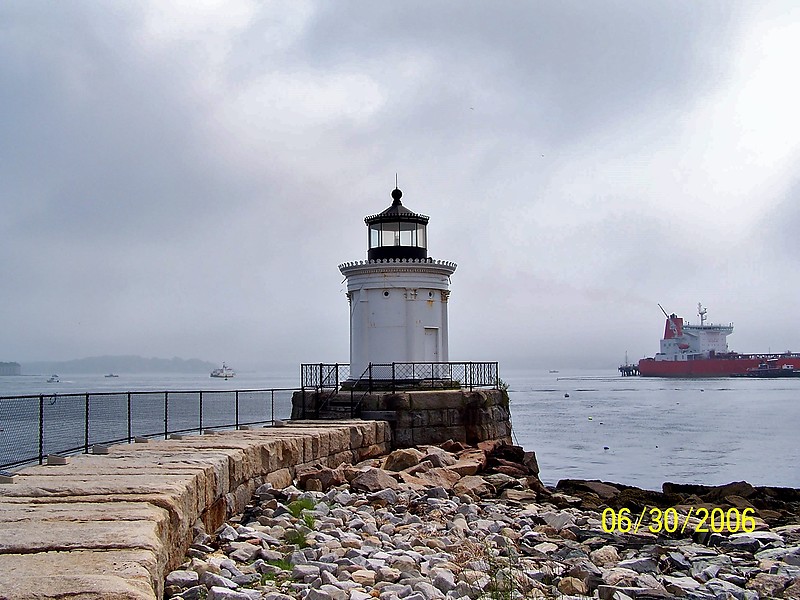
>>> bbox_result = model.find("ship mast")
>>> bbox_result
[698,303,707,326]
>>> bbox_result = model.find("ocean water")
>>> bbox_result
[503,369,800,491]
[1,369,798,490]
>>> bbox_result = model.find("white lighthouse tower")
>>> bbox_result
[339,187,457,380]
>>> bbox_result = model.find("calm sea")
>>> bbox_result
[1,369,797,491]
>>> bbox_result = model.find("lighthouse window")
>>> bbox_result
[383,291,390,297]
[369,221,427,250]
[369,225,380,249]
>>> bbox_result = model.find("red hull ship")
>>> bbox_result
[638,304,800,377]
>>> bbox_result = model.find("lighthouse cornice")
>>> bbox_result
[339,258,457,277]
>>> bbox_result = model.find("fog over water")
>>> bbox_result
[2,2,800,372]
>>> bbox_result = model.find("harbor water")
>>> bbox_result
[1,369,798,490]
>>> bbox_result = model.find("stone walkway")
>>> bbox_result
[0,421,390,600]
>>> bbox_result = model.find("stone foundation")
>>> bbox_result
[292,388,512,448]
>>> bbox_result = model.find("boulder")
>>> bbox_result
[558,576,588,595]
[384,448,425,471]
[453,476,496,499]
[351,467,400,492]
[423,446,457,467]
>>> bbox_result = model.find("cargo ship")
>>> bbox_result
[638,303,800,377]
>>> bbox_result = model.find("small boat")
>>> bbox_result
[46,374,60,383]
[210,363,235,379]
[104,373,119,378]
[731,361,800,378]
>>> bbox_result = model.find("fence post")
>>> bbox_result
[199,391,203,433]
[235,391,240,429]
[391,363,396,393]
[127,392,132,443]
[164,392,169,439]
[368,364,373,393]
[38,395,44,465]
[271,390,274,424]
[84,393,90,453]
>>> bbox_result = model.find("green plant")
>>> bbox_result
[267,558,293,571]
[287,497,316,518]
[284,528,308,548]
[302,512,316,529]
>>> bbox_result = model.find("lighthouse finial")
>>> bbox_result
[391,174,402,204]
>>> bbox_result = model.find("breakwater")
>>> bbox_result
[0,421,391,599]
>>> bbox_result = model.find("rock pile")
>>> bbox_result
[164,441,800,599]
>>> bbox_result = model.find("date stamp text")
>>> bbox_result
[601,507,756,534]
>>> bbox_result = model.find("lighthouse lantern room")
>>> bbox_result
[339,188,457,380]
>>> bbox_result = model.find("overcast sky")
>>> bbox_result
[2,1,799,372]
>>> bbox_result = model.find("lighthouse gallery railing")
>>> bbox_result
[301,362,499,392]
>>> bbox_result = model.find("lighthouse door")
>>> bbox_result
[424,327,439,362]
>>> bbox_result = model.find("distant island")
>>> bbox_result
[0,362,22,376]
[21,355,218,375]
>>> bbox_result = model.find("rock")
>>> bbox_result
[351,467,400,492]
[384,448,425,471]
[166,570,200,588]
[414,581,446,599]
[453,475,495,499]
[431,568,456,592]
[423,446,457,467]
[590,545,620,567]
[661,574,703,596]
[500,489,537,503]
[368,488,398,506]
[784,580,800,599]
[745,572,790,597]
[350,569,376,586]
[604,568,640,587]
[292,564,320,582]
[207,587,258,600]
[296,464,346,491]
[617,557,658,573]
[412,467,462,489]
[558,576,588,595]
[541,511,574,530]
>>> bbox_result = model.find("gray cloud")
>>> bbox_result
[1,1,797,371]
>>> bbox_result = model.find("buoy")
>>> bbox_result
[588,416,593,421]
[603,446,609,450]
[564,393,570,398]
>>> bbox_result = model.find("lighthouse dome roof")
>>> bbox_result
[364,188,429,225]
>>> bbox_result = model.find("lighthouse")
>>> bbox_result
[339,187,457,380]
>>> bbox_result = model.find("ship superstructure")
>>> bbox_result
[638,303,800,377]
[656,303,733,362]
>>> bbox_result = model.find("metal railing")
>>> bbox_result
[299,361,500,418]
[0,388,296,471]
